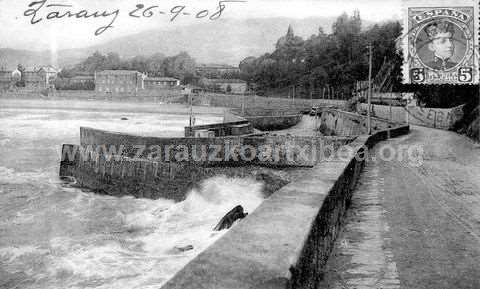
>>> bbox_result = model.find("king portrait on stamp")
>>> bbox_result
[402,0,479,84]
[424,20,457,71]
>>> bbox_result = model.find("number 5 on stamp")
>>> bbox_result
[458,67,472,82]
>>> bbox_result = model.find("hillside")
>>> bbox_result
[0,49,50,70]
[86,17,337,64]
[0,16,337,69]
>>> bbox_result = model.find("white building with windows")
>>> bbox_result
[95,70,145,94]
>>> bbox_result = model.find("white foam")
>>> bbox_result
[13,211,35,224]
[36,176,265,289]
[0,166,55,185]
[0,107,254,289]
[0,245,49,262]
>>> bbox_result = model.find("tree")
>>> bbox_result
[78,51,107,73]
[332,10,362,64]
[128,55,148,72]
[58,67,77,78]
[62,51,197,84]
[162,52,196,80]
[105,52,122,70]
[146,53,166,76]
[17,64,25,73]
[238,12,403,98]
[309,66,328,88]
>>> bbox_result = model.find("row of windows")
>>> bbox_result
[147,81,178,86]
[98,75,136,79]
[97,86,134,93]
[98,79,136,85]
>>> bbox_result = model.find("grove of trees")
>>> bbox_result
[239,11,402,98]
[59,51,196,83]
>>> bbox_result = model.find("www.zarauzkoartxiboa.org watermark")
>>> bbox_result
[60,143,424,167]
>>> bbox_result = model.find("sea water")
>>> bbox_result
[0,105,265,289]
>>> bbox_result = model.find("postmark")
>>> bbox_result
[401,0,479,84]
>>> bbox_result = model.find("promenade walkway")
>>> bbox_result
[320,126,480,289]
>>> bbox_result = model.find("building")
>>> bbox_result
[69,75,95,84]
[144,77,180,89]
[202,78,248,94]
[0,67,58,90]
[23,70,45,89]
[37,66,59,85]
[95,70,145,94]
[54,75,95,90]
[196,64,240,78]
[0,71,13,90]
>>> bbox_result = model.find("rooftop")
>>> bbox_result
[97,70,143,75]
[38,66,59,73]
[145,77,179,82]
[204,78,247,84]
[70,75,95,80]
[196,64,239,69]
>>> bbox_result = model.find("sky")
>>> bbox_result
[0,0,401,51]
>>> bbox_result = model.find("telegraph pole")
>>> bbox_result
[310,81,313,108]
[241,92,245,115]
[367,44,373,135]
[189,92,193,127]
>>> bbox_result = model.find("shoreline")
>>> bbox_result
[0,97,226,115]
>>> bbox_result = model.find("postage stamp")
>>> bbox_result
[401,0,479,85]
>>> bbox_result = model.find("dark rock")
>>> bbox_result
[466,117,480,141]
[174,245,194,252]
[454,104,480,142]
[60,176,76,183]
[121,117,128,120]
[213,205,248,231]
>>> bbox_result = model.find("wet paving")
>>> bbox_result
[319,159,400,289]
[320,126,480,289]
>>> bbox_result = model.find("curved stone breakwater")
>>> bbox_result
[57,107,410,289]
[224,108,304,131]
[60,121,355,201]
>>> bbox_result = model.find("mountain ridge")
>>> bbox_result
[0,16,365,70]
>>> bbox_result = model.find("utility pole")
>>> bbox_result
[367,44,373,135]
[310,83,313,108]
[292,85,295,105]
[189,92,193,127]
[241,93,245,115]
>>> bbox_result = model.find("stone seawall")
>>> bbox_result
[230,107,304,117]
[184,120,253,137]
[224,108,304,131]
[1,89,184,101]
[319,109,399,136]
[160,120,410,289]
[245,114,303,131]
[61,127,354,200]
[357,103,464,130]
[197,93,346,110]
[78,127,352,167]
[60,147,289,201]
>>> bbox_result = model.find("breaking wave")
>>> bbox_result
[0,175,264,289]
